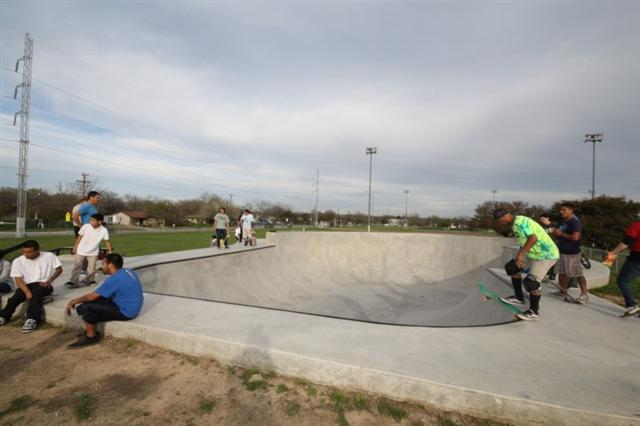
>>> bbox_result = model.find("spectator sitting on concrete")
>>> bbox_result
[0,240,63,333]
[66,253,144,349]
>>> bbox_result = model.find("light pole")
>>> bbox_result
[491,189,498,206]
[584,133,603,200]
[366,147,377,232]
[404,189,409,225]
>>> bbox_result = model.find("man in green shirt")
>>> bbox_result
[493,208,559,321]
[213,207,231,249]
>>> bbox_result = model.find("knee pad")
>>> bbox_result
[523,275,541,292]
[504,259,521,276]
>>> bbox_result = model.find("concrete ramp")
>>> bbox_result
[138,232,518,327]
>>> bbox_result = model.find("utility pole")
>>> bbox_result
[584,133,603,200]
[404,189,409,224]
[491,189,498,206]
[228,194,234,207]
[366,147,377,232]
[76,172,91,195]
[13,33,34,238]
[312,169,319,226]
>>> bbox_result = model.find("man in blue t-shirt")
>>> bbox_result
[65,253,143,349]
[553,202,588,303]
[72,191,101,226]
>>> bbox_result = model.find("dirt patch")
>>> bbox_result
[0,324,509,425]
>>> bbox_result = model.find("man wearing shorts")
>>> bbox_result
[213,207,230,249]
[241,209,255,246]
[493,208,559,321]
[66,253,143,348]
[553,203,588,303]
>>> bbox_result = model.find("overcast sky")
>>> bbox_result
[1,1,639,217]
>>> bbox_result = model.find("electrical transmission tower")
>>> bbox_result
[312,169,319,226]
[76,172,91,195]
[13,33,34,238]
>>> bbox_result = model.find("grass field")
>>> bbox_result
[0,229,269,261]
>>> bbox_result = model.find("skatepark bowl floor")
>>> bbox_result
[41,232,639,426]
[137,232,519,327]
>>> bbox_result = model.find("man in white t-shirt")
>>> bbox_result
[241,209,255,246]
[0,240,63,333]
[66,213,112,288]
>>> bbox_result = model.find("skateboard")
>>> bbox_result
[478,282,522,319]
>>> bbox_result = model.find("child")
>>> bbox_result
[66,213,112,288]
[234,226,241,244]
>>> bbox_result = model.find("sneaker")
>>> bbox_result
[575,293,589,304]
[22,318,37,333]
[500,295,525,306]
[86,280,96,286]
[0,317,6,326]
[516,309,539,321]
[66,282,79,289]
[622,305,640,317]
[68,334,101,349]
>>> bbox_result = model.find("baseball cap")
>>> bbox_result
[492,208,509,220]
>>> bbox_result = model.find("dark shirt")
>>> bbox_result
[557,216,582,255]
[623,222,640,262]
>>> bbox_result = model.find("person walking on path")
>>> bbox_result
[213,207,231,249]
[604,220,640,317]
[241,209,255,246]
[553,203,588,303]
[493,208,560,321]
[66,213,112,288]
[0,240,63,333]
[66,253,143,348]
[236,213,244,244]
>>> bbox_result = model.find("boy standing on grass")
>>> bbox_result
[66,213,112,288]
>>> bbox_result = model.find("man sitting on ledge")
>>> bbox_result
[66,253,143,349]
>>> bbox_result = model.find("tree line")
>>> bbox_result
[1,187,637,249]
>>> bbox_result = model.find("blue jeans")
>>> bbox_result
[617,259,640,308]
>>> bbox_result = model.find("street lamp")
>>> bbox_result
[404,189,409,225]
[366,147,377,232]
[584,133,603,200]
[491,189,498,206]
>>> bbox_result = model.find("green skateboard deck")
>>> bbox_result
[478,282,522,317]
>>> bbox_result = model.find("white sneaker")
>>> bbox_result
[575,293,589,304]
[22,318,37,333]
[516,309,539,321]
[500,295,525,306]
[622,305,640,317]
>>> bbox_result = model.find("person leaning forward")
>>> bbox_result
[0,240,63,333]
[493,208,559,321]
[66,253,143,349]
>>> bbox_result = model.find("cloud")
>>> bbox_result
[1,1,639,216]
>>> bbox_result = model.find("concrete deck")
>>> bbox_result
[7,232,640,425]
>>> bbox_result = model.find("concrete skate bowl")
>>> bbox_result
[137,232,518,327]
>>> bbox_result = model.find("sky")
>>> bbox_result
[1,1,639,217]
